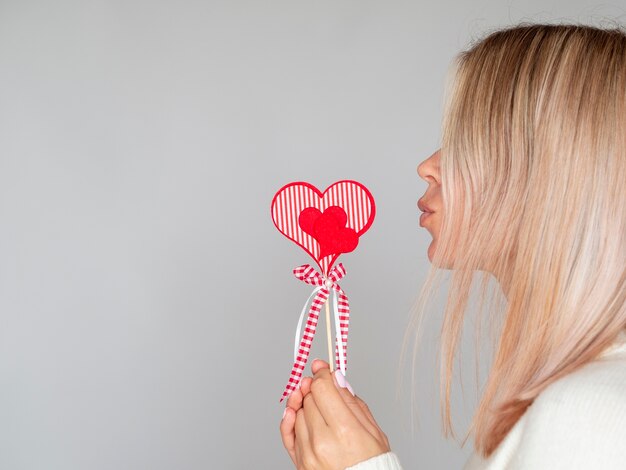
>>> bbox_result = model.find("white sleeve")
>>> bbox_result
[345,452,403,470]
[511,368,626,470]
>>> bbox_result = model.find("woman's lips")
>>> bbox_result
[420,211,434,226]
[417,199,435,213]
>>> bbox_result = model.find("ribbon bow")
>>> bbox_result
[279,263,350,402]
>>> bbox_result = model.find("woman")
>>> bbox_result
[279,23,626,469]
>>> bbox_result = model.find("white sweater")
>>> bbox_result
[347,329,626,470]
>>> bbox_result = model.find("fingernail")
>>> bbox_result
[334,369,355,396]
[282,408,287,420]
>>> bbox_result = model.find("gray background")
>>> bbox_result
[0,1,623,469]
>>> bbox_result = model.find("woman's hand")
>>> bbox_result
[279,359,390,469]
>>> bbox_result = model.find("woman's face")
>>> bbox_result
[417,149,443,262]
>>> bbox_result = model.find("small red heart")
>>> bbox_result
[314,208,359,258]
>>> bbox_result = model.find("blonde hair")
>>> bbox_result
[400,23,626,458]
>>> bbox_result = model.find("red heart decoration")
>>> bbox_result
[299,206,359,259]
[271,180,375,275]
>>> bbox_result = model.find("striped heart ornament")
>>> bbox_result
[271,181,376,276]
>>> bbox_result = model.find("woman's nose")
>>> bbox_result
[417,150,440,181]
[417,159,430,179]
[417,156,433,180]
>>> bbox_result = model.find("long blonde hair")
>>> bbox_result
[401,23,626,458]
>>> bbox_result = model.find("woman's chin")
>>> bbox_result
[427,238,452,269]
[427,240,435,263]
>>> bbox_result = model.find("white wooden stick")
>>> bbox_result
[325,297,334,372]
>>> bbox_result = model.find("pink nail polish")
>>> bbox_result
[334,370,355,396]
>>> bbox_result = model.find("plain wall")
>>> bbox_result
[0,1,623,468]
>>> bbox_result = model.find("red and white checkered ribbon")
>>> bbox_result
[279,263,350,403]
